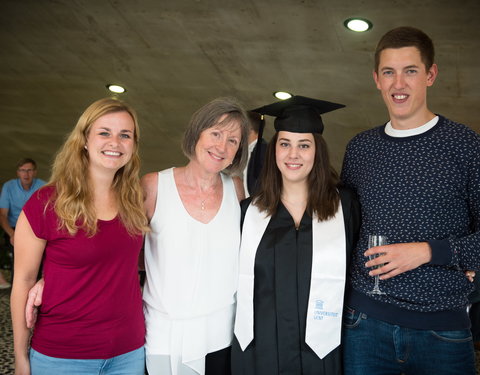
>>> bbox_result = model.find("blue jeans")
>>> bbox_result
[30,346,145,375]
[342,306,475,375]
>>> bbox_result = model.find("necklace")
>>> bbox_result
[184,167,218,211]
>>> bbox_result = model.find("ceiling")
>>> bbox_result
[1,0,479,184]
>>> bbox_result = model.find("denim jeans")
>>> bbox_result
[342,306,475,375]
[30,346,145,375]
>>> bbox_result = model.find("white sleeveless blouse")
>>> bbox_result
[143,168,240,375]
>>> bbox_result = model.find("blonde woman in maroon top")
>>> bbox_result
[11,98,148,375]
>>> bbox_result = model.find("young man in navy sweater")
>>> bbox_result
[341,26,479,375]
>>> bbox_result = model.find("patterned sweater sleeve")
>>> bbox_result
[340,139,356,192]
[435,130,480,270]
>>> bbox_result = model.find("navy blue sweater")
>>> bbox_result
[341,115,480,330]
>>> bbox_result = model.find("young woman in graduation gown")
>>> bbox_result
[231,96,360,375]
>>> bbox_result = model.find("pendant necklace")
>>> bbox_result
[184,167,216,211]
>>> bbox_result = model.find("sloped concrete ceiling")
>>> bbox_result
[1,0,479,182]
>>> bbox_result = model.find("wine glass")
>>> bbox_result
[366,234,387,295]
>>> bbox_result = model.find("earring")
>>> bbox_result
[84,145,88,150]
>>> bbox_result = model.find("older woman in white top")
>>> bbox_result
[141,97,249,375]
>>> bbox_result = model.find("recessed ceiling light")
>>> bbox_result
[106,84,126,94]
[344,18,372,32]
[273,91,293,100]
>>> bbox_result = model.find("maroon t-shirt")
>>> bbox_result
[23,186,145,359]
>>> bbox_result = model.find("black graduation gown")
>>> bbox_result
[231,188,360,375]
[246,138,267,196]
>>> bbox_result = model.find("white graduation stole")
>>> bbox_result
[234,202,346,359]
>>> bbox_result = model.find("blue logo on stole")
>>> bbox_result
[313,299,339,320]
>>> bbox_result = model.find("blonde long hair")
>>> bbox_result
[48,98,149,236]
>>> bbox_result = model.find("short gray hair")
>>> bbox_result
[181,97,249,175]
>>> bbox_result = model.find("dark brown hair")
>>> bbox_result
[374,26,435,72]
[247,111,263,134]
[16,158,37,170]
[253,132,339,220]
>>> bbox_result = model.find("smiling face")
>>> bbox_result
[275,131,315,185]
[194,114,242,174]
[373,46,438,129]
[85,111,135,176]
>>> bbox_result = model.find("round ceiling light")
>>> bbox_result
[344,18,372,32]
[106,84,126,94]
[273,91,293,100]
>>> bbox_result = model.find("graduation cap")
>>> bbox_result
[252,95,345,134]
